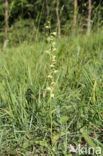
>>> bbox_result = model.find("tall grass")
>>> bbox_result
[0,29,103,155]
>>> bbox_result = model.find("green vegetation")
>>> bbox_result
[0,29,103,155]
[0,0,103,155]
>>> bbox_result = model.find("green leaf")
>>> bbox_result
[60,116,68,124]
[52,131,70,145]
[80,128,96,148]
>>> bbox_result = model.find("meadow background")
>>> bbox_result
[0,0,103,155]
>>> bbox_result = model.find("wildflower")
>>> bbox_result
[50,37,54,41]
[51,32,56,36]
[52,61,56,65]
[45,25,49,29]
[51,93,54,98]
[50,64,54,68]
[43,91,46,98]
[48,75,52,79]
[52,42,56,46]
[47,87,52,91]
[47,37,51,42]
[54,70,58,73]
[45,23,50,29]
[52,59,56,65]
[45,50,50,54]
[47,21,50,24]
[51,82,56,86]
[52,56,56,61]
[53,48,56,52]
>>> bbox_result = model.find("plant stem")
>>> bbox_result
[50,90,53,145]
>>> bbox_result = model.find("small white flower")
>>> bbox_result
[51,32,56,36]
[54,70,58,73]
[50,37,54,41]
[52,56,56,61]
[51,82,55,86]
[51,93,54,98]
[52,42,56,46]
[43,91,46,98]
[53,48,56,51]
[45,25,49,29]
[47,87,51,91]
[52,61,56,65]
[45,50,50,54]
[48,75,52,79]
[50,64,54,68]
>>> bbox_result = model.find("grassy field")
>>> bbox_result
[0,30,103,155]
